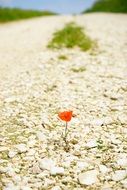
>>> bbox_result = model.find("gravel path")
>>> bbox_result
[0,13,127,190]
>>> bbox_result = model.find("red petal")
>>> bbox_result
[58,111,73,122]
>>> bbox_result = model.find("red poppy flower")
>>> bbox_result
[58,111,73,122]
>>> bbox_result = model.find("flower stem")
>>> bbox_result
[65,121,68,139]
[64,122,70,151]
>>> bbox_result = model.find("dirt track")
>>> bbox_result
[0,14,127,190]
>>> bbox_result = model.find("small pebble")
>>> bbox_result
[99,165,109,174]
[117,158,127,167]
[39,158,55,171]
[86,140,97,148]
[51,186,61,190]
[8,151,17,158]
[16,144,27,153]
[112,170,127,181]
[78,170,98,185]
[50,166,64,175]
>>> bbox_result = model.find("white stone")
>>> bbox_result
[0,166,7,173]
[62,161,71,168]
[99,165,109,174]
[44,178,55,187]
[121,179,127,188]
[112,170,127,181]
[117,158,127,167]
[32,163,41,174]
[3,183,20,190]
[118,153,127,159]
[77,162,89,171]
[64,155,78,162]
[4,187,19,190]
[23,156,34,161]
[111,137,121,144]
[61,176,72,184]
[12,175,21,183]
[27,149,36,156]
[39,158,55,171]
[0,147,8,152]
[50,166,64,175]
[0,160,6,164]
[78,170,98,185]
[37,132,47,141]
[8,151,17,158]
[38,171,49,179]
[110,94,121,100]
[92,119,103,126]
[101,184,112,190]
[32,182,42,188]
[118,114,127,124]
[21,187,32,190]
[27,140,36,148]
[103,117,113,125]
[22,176,30,185]
[16,144,27,153]
[51,186,61,190]
[6,166,15,177]
[4,97,16,103]
[86,140,97,148]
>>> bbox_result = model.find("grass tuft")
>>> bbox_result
[58,55,68,60]
[71,67,86,73]
[48,22,94,51]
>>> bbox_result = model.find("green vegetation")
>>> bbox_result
[84,0,127,13]
[48,22,94,51]
[58,55,68,60]
[0,7,56,22]
[71,67,86,73]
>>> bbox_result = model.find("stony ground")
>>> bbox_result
[0,13,127,190]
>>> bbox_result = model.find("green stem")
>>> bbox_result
[65,122,68,139]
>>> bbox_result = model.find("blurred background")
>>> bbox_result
[0,0,127,22]
[0,0,96,14]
